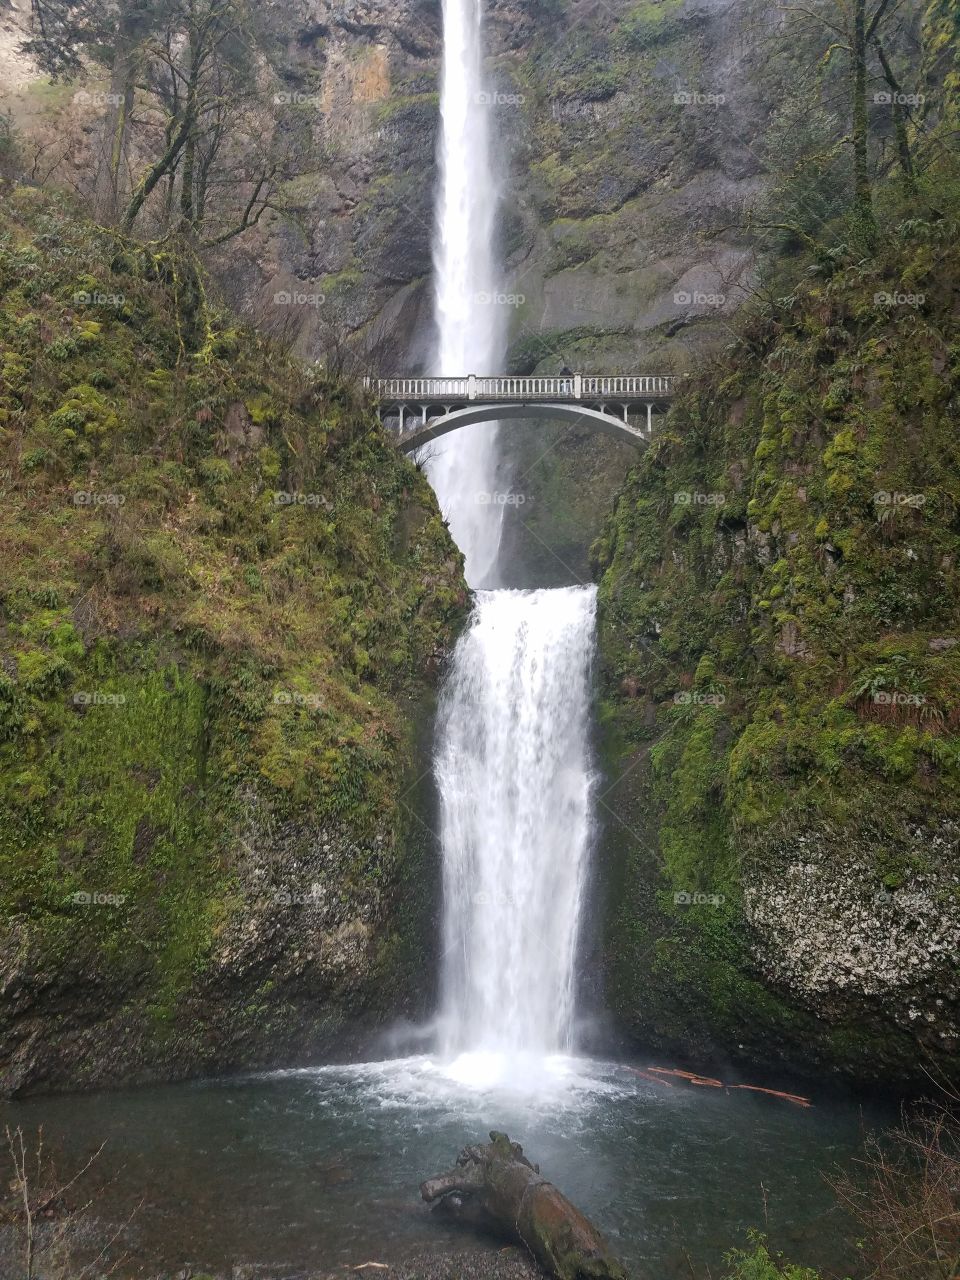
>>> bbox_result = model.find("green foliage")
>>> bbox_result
[723,1235,829,1280]
[593,146,960,1077]
[0,189,466,1051]
[614,0,685,51]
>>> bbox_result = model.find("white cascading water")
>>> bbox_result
[435,588,597,1082]
[428,0,505,588]
[427,0,598,1089]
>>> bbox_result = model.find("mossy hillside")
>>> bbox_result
[596,713,923,1080]
[592,184,960,1082]
[0,189,467,1091]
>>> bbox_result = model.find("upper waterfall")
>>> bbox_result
[427,0,506,588]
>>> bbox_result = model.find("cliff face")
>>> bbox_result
[239,0,788,350]
[591,204,960,1085]
[222,0,825,582]
[0,191,466,1095]
[213,0,443,367]
[237,0,778,370]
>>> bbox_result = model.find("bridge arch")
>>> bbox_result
[393,401,651,454]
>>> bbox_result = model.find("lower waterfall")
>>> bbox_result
[434,586,598,1083]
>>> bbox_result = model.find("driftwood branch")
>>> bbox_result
[421,1131,630,1280]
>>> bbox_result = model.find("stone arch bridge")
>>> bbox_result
[363,375,677,453]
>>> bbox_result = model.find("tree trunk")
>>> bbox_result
[180,131,196,228]
[179,26,201,230]
[92,5,147,223]
[873,38,916,190]
[851,0,874,234]
[420,1132,631,1280]
[120,108,193,233]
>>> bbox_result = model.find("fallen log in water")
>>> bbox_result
[420,1131,630,1280]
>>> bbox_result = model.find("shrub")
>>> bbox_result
[722,1234,826,1280]
[829,1100,960,1280]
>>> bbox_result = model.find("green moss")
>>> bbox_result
[0,189,468,1079]
[593,168,960,1082]
[373,92,439,123]
[553,67,620,102]
[530,152,579,200]
[614,0,685,50]
[320,266,365,296]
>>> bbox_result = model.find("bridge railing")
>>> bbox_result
[579,375,675,398]
[364,375,676,402]
[366,377,471,400]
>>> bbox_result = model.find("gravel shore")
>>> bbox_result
[332,1245,543,1280]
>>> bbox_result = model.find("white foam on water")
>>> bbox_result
[267,1053,643,1121]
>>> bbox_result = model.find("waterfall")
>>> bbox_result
[427,0,598,1086]
[427,0,505,588]
[435,588,597,1072]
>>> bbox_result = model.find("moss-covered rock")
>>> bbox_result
[592,189,960,1086]
[0,189,467,1095]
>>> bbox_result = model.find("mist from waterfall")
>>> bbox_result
[427,0,505,589]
